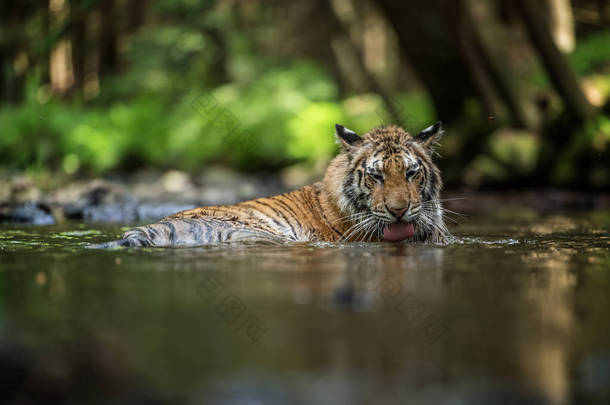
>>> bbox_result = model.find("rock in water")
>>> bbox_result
[0,202,55,225]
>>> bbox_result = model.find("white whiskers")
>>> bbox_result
[340,214,382,242]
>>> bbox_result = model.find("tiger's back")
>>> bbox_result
[112,182,346,247]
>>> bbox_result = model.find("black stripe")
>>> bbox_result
[430,170,441,195]
[225,229,236,240]
[204,222,213,242]
[319,209,343,237]
[356,169,363,187]
[284,193,301,207]
[147,226,161,242]
[242,202,283,229]
[419,163,427,186]
[275,196,300,219]
[187,219,203,242]
[274,197,303,234]
[253,200,298,239]
[309,189,343,238]
[342,169,355,201]
[159,221,176,243]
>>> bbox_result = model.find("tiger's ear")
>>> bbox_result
[414,121,443,150]
[335,124,362,150]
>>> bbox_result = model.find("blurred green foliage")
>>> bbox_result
[0,1,608,188]
[569,30,610,76]
[0,57,436,175]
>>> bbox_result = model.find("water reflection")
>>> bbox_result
[0,211,609,404]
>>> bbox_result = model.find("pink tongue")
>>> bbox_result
[382,222,415,242]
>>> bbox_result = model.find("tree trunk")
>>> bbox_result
[0,47,6,104]
[547,0,575,53]
[49,0,74,95]
[376,0,477,124]
[464,0,538,129]
[326,0,404,125]
[453,0,503,121]
[99,0,118,75]
[0,1,25,104]
[40,0,51,87]
[129,0,146,32]
[201,26,229,85]
[515,0,594,122]
[70,0,87,94]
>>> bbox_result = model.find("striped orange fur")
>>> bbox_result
[98,123,449,247]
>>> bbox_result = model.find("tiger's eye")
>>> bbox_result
[406,167,419,180]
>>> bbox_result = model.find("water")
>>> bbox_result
[1,209,609,404]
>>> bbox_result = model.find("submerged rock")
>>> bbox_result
[63,182,136,219]
[0,202,55,225]
[0,170,290,225]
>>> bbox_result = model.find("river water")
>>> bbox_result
[0,208,609,404]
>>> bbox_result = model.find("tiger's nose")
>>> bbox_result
[387,206,408,219]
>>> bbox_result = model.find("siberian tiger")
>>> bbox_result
[96,122,449,247]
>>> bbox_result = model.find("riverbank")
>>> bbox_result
[1,169,609,225]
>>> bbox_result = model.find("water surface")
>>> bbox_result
[1,209,609,404]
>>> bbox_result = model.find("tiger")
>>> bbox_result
[95,122,449,248]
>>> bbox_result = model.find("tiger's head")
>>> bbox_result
[325,123,448,243]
